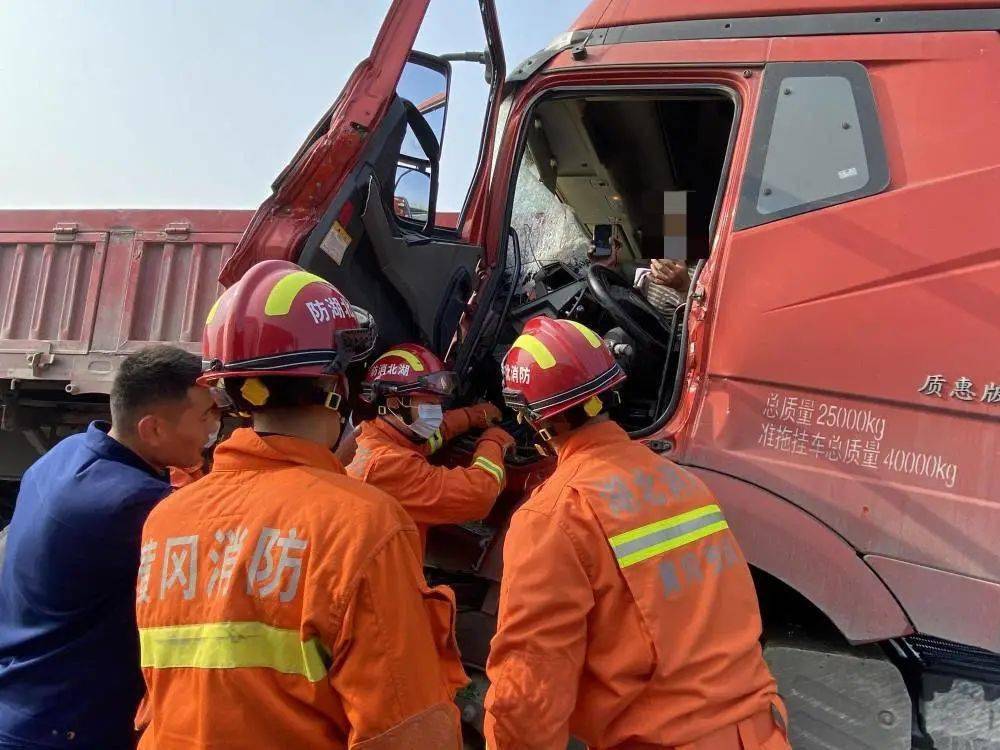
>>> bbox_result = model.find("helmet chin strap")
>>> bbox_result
[379,400,421,442]
[519,413,557,456]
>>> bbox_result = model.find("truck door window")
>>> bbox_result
[736,62,889,228]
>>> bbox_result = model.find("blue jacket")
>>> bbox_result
[0,422,170,750]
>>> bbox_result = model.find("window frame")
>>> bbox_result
[458,83,742,438]
[735,61,890,230]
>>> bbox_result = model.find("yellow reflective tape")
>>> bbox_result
[583,396,603,417]
[205,296,223,326]
[240,378,270,407]
[427,430,443,454]
[511,335,556,369]
[617,521,729,568]
[263,271,328,316]
[565,320,603,348]
[376,349,425,372]
[139,621,328,682]
[473,456,505,485]
[609,504,722,547]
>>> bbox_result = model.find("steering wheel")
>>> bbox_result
[587,265,671,351]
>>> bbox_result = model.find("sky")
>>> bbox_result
[0,1,585,212]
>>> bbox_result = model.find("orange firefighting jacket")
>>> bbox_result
[484,420,784,750]
[347,413,508,549]
[136,428,465,750]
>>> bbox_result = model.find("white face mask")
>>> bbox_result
[409,403,444,439]
[203,424,221,450]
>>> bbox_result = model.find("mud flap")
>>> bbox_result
[764,637,911,750]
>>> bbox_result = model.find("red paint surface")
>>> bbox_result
[481,21,999,648]
[0,210,250,393]
[680,31,1000,649]
[866,556,1000,652]
[571,0,995,28]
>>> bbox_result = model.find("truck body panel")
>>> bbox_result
[572,0,992,27]
[0,210,249,394]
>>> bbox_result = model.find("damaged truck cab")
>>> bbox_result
[3,1,998,747]
[224,2,1000,747]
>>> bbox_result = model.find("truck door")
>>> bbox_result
[689,45,1000,651]
[221,1,505,355]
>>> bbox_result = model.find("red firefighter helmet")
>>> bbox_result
[198,260,375,385]
[501,316,625,422]
[360,343,456,403]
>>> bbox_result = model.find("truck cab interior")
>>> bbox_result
[462,89,736,447]
[293,78,738,458]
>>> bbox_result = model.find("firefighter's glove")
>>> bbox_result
[469,402,502,430]
[441,402,502,442]
[477,427,516,459]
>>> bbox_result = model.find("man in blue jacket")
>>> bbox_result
[0,345,221,750]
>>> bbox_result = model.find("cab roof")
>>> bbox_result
[572,0,999,29]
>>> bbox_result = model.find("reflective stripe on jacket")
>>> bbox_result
[136,428,465,749]
[347,416,504,550]
[484,420,780,749]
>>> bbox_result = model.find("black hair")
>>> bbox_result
[110,345,202,430]
[563,404,594,430]
[543,395,615,436]
[223,376,331,413]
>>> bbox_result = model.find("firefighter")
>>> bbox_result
[348,343,514,552]
[135,261,465,749]
[485,316,788,750]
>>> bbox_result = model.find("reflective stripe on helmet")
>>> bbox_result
[376,349,426,372]
[140,621,328,682]
[213,348,341,372]
[510,334,556,369]
[565,320,603,348]
[263,271,329,316]
[472,456,505,486]
[609,505,729,568]
[526,362,624,411]
[206,296,223,326]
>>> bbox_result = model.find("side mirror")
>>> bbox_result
[393,52,451,232]
[397,51,451,161]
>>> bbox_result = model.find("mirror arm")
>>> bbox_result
[439,50,487,64]
[440,48,492,83]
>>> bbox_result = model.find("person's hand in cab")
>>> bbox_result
[649,259,691,293]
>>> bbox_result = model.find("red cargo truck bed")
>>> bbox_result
[0,210,253,394]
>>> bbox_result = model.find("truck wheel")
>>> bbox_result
[764,636,912,749]
[921,675,1000,749]
[905,634,1000,750]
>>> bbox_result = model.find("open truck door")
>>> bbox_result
[221,1,505,355]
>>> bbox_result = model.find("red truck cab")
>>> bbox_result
[3,1,998,747]
[224,2,1000,746]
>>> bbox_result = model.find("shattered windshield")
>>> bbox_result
[508,149,590,285]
